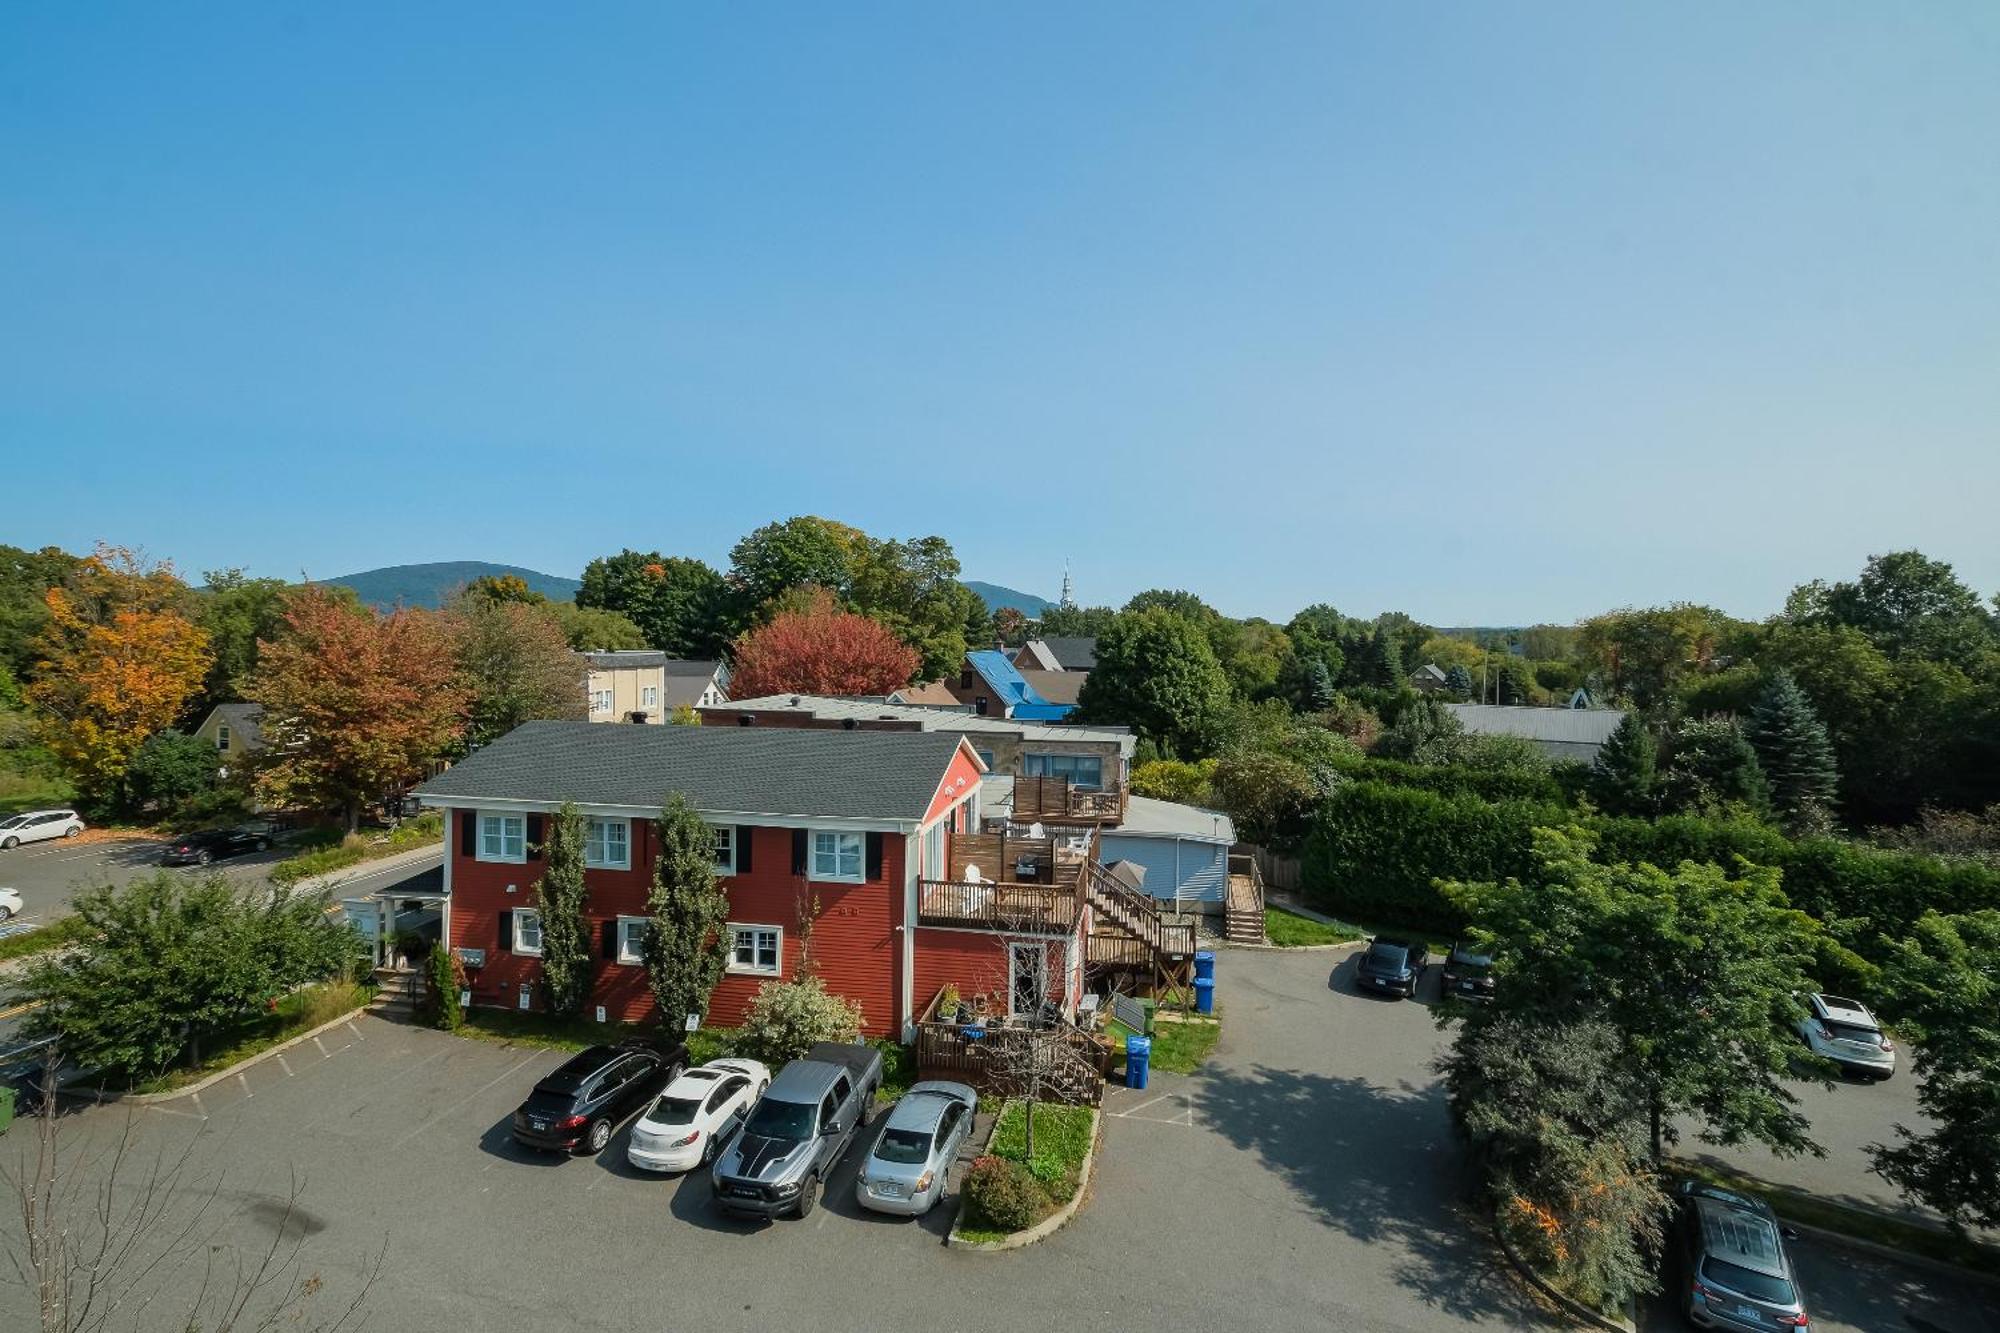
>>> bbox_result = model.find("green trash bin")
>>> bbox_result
[1137,997,1157,1035]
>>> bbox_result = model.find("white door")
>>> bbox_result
[341,899,383,967]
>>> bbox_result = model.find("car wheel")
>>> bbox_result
[0,906,12,923]
[197,850,212,865]
[256,838,270,852]
[64,826,81,839]
[583,1119,612,1155]
[1,837,16,850]
[794,1173,820,1219]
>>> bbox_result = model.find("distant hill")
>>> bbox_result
[324,561,581,610]
[964,581,1053,617]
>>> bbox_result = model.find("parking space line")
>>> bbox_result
[1120,1092,1176,1117]
[275,1053,293,1077]
[141,1100,208,1121]
[311,1035,328,1057]
[388,1050,543,1150]
[236,1072,253,1098]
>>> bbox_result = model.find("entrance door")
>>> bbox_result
[341,898,384,968]
[1009,943,1048,1017]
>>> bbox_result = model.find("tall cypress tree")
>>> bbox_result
[1745,669,1840,831]
[644,793,732,1030]
[1588,713,1657,815]
[532,802,592,1017]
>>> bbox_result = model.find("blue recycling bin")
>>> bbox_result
[1194,950,1216,982]
[1125,1035,1152,1090]
[1193,976,1216,1015]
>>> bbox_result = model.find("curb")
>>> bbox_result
[288,841,444,895]
[1215,939,1359,954]
[947,1107,1100,1252]
[110,1004,375,1104]
[1491,1219,1637,1332]
[1783,1219,2000,1291]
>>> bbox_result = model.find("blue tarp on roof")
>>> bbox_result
[964,650,1078,720]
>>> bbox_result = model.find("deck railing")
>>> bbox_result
[917,879,1080,933]
[1012,775,1128,825]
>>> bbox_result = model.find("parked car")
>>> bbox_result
[1794,992,1895,1081]
[1441,941,1495,1003]
[161,826,272,866]
[1672,1180,1811,1330]
[1356,936,1426,998]
[0,810,84,851]
[627,1058,771,1173]
[0,886,22,922]
[510,1038,689,1155]
[855,1080,976,1217]
[711,1042,883,1219]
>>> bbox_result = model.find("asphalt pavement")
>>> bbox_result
[0,832,283,922]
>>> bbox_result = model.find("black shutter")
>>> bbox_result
[526,814,545,859]
[459,810,476,857]
[865,832,884,882]
[601,919,618,961]
[791,829,807,876]
[736,826,753,874]
[498,910,512,954]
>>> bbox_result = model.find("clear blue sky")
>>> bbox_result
[4,4,1996,624]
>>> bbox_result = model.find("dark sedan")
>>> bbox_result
[1356,936,1426,998]
[161,826,271,866]
[512,1039,689,1156]
[1441,942,1495,1003]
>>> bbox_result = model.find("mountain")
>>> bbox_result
[324,561,581,610]
[963,581,1054,617]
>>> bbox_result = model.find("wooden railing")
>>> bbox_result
[913,991,1109,1106]
[1013,775,1128,825]
[917,879,1080,934]
[1085,860,1196,961]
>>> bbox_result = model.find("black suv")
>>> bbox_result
[1356,936,1426,998]
[161,827,271,866]
[511,1039,689,1155]
[1441,941,1495,1003]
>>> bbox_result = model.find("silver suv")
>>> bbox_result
[0,809,85,850]
[1673,1181,1810,1330]
[1795,992,1895,1080]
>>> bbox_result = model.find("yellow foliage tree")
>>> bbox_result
[26,545,211,806]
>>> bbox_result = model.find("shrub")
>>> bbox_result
[426,943,465,1030]
[961,1154,1052,1232]
[738,976,864,1064]
[1130,758,1216,806]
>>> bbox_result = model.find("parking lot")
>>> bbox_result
[1,947,1992,1332]
[0,830,288,925]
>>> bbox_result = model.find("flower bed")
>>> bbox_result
[956,1100,1097,1243]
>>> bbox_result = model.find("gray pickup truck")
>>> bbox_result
[709,1042,882,1219]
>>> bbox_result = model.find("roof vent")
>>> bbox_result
[789,696,802,707]
[842,718,858,730]
[737,714,754,727]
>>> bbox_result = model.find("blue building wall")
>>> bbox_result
[1097,833,1229,906]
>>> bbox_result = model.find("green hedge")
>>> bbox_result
[1301,782,2000,958]
[1330,754,1569,806]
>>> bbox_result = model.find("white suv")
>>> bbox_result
[0,809,85,850]
[1796,992,1895,1080]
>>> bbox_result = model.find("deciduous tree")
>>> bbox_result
[576,549,731,657]
[643,795,732,1030]
[1076,608,1232,759]
[0,542,80,679]
[121,729,218,815]
[549,601,648,652]
[445,594,585,749]
[727,588,920,697]
[1658,717,1768,817]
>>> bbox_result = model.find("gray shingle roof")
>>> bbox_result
[203,702,266,750]
[1036,637,1096,671]
[415,720,961,823]
[1443,703,1627,746]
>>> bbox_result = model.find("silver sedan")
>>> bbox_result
[854,1080,977,1216]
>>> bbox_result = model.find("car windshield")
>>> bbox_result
[1700,1257,1795,1306]
[874,1127,931,1164]
[742,1097,815,1140]
[1452,952,1492,971]
[646,1096,700,1126]
[1366,943,1407,965]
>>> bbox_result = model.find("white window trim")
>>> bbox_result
[726,922,783,977]
[641,685,659,708]
[615,915,649,965]
[478,813,527,864]
[584,817,630,870]
[216,725,231,752]
[712,825,737,875]
[514,908,543,957]
[1025,752,1105,790]
[810,830,865,884]
[590,689,613,714]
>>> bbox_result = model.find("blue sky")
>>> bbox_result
[3,4,1996,624]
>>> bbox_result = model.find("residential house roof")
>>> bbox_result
[584,650,669,668]
[1411,663,1448,683]
[964,650,1075,720]
[712,695,1135,756]
[1036,637,1097,671]
[1013,640,1062,672]
[891,680,964,707]
[979,777,1231,842]
[198,702,266,751]
[415,720,965,824]
[1442,703,1627,747]
[1017,669,1086,707]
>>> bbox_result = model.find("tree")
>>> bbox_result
[1075,608,1232,759]
[1444,664,1474,699]
[1798,550,1995,664]
[1576,604,1747,711]
[121,729,217,815]
[1744,669,1839,833]
[531,803,592,1018]
[1209,751,1319,852]
[846,534,987,680]
[548,601,648,652]
[1443,826,1826,1160]
[1658,717,1769,817]
[1129,758,1217,806]
[1355,625,1405,689]
[461,572,545,605]
[25,546,211,810]
[445,594,585,749]
[727,588,920,698]
[0,542,80,679]
[727,517,859,613]
[23,871,362,1074]
[1869,909,2000,1230]
[194,569,317,710]
[1587,714,1657,816]
[244,587,468,830]
[576,550,731,657]
[1123,589,1218,622]
[738,975,865,1064]
[642,795,731,1030]
[1374,696,1464,765]
[1035,604,1117,639]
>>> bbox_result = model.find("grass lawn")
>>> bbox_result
[957,1099,1098,1242]
[267,812,445,887]
[0,769,73,817]
[132,979,377,1094]
[1263,906,1361,947]
[0,914,91,963]
[1104,1009,1221,1074]
[1673,1159,2000,1275]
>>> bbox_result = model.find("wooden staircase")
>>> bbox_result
[1083,861,1197,993]
[1224,853,1267,945]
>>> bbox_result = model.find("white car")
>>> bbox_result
[1796,992,1896,1080]
[0,887,22,922]
[626,1058,771,1173]
[0,809,84,851]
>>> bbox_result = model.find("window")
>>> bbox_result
[974,748,995,770]
[479,813,526,862]
[728,924,782,976]
[514,909,543,956]
[585,818,629,869]
[216,724,231,752]
[616,916,649,965]
[641,685,659,709]
[1024,753,1104,791]
[811,830,864,882]
[590,689,613,714]
[712,825,736,874]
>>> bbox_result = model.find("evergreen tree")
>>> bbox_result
[1745,669,1839,831]
[644,794,732,1029]
[1444,664,1474,699]
[1659,717,1770,817]
[531,803,592,1017]
[1305,659,1338,712]
[1587,714,1657,815]
[1361,626,1404,689]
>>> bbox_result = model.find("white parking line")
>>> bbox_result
[1120,1092,1176,1117]
[276,1053,293,1077]
[388,1051,543,1150]
[236,1072,253,1098]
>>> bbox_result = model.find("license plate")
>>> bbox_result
[529,1119,549,1131]
[1735,1305,1761,1322]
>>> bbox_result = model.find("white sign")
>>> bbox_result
[684,1012,701,1033]
[458,990,471,1009]
[518,985,531,1011]
[595,1005,607,1024]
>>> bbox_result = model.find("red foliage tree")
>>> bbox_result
[728,588,920,698]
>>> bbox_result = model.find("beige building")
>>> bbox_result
[584,653,730,724]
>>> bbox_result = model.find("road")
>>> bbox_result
[0,832,285,923]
